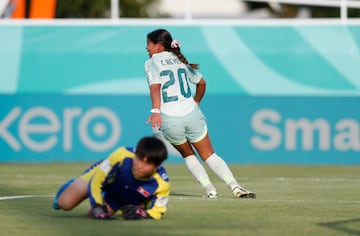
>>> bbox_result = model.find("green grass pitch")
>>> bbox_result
[0,163,359,236]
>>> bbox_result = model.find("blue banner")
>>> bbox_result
[1,94,359,164]
[0,94,151,162]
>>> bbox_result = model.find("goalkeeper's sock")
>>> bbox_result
[53,178,76,210]
[184,155,216,193]
[205,153,240,190]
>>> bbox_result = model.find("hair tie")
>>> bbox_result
[171,40,181,49]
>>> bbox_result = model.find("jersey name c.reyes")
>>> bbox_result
[160,58,181,66]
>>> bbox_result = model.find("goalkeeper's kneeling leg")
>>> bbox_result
[53,178,76,210]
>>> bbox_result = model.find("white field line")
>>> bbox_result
[0,194,52,201]
[0,195,35,200]
[273,177,360,182]
[170,196,360,204]
[0,194,359,205]
[172,176,360,182]
[0,174,68,179]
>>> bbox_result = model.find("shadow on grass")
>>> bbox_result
[51,213,89,219]
[170,191,200,197]
[318,218,360,235]
[52,214,125,221]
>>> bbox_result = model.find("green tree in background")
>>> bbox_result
[55,0,360,19]
[56,0,165,18]
[56,0,109,18]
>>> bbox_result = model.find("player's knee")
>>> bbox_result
[57,197,75,211]
[199,151,215,161]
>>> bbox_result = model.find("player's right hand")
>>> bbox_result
[92,204,111,220]
[121,204,151,220]
[146,113,162,128]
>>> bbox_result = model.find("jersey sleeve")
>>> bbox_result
[88,147,130,206]
[145,168,170,220]
[186,65,203,84]
[145,58,161,86]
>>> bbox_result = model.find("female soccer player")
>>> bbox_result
[144,29,255,199]
[53,137,170,220]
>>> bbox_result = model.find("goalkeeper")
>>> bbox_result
[53,136,170,220]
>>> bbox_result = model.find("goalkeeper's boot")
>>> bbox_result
[232,186,256,199]
[53,178,76,210]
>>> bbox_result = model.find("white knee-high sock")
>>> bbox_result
[184,155,216,192]
[205,153,239,190]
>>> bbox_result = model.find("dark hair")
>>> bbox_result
[135,137,167,166]
[147,29,199,69]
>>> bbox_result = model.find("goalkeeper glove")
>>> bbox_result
[121,204,151,220]
[92,204,111,220]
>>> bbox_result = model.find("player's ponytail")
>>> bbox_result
[147,29,199,69]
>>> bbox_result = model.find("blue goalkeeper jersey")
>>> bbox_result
[80,147,170,220]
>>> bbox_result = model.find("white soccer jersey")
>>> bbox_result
[145,51,203,117]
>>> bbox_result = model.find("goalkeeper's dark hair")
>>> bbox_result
[135,137,167,166]
[147,29,199,69]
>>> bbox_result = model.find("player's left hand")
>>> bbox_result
[121,204,151,220]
